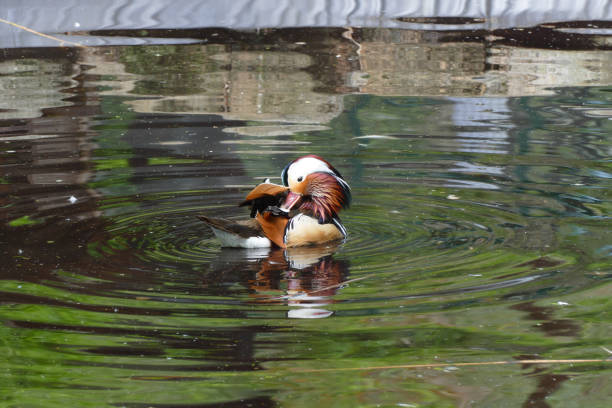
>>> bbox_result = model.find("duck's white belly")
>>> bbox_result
[284,214,345,247]
[211,227,272,248]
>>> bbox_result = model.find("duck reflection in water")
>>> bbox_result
[204,242,349,319]
[257,244,349,319]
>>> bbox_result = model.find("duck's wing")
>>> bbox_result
[198,215,271,248]
[199,183,290,248]
[240,183,289,218]
[197,216,262,237]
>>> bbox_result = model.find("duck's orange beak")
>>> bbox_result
[281,191,302,211]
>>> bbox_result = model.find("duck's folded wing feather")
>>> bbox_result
[198,215,272,248]
[197,215,262,238]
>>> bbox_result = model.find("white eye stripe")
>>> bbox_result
[287,157,333,183]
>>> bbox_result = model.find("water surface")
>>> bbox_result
[1,27,611,407]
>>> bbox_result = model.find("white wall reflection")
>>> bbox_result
[447,97,512,155]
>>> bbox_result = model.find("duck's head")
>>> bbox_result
[280,155,351,222]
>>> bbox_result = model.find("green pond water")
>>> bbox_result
[0,32,611,408]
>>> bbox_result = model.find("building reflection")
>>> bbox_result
[0,48,102,279]
[352,27,612,97]
[79,27,612,129]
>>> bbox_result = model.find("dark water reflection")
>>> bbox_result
[1,27,611,407]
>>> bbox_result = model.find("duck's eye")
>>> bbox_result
[297,176,303,182]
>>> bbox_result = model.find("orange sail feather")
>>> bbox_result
[243,183,288,202]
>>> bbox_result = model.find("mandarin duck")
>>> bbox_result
[198,155,351,248]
